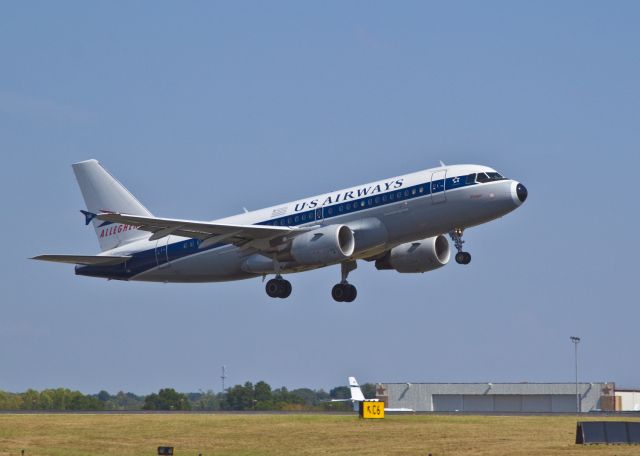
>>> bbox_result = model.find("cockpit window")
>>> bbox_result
[486,172,506,181]
[476,172,506,183]
[466,173,476,184]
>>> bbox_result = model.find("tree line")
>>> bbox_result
[0,381,377,411]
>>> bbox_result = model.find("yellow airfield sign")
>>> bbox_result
[360,400,384,419]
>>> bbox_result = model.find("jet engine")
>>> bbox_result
[375,235,450,273]
[290,224,355,265]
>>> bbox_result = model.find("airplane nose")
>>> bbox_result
[516,183,528,203]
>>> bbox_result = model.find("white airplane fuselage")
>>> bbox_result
[74,164,527,283]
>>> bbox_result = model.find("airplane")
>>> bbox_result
[330,377,413,412]
[32,159,527,301]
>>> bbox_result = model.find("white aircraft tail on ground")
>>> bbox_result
[331,376,414,412]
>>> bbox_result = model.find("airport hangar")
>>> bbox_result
[374,382,637,412]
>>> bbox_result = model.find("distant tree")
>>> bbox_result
[189,390,221,411]
[273,387,307,410]
[143,388,191,411]
[67,391,104,410]
[361,383,377,400]
[97,390,111,402]
[222,382,255,410]
[291,388,322,407]
[0,391,21,410]
[329,386,350,399]
[254,381,273,410]
[110,391,145,410]
[21,389,40,409]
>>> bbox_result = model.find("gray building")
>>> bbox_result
[376,382,613,413]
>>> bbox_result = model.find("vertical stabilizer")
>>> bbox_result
[72,159,152,251]
[348,376,366,402]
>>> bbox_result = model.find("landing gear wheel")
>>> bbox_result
[450,228,471,265]
[266,279,281,298]
[265,278,292,298]
[331,283,357,302]
[332,261,358,302]
[344,284,357,302]
[455,252,471,265]
[332,284,346,302]
[280,280,292,298]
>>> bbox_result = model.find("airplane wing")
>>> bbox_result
[31,255,131,265]
[97,212,299,249]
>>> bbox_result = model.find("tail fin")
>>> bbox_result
[348,377,366,402]
[72,159,152,251]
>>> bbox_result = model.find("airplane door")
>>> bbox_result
[155,237,169,266]
[431,170,447,204]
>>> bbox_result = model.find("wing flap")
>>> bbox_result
[31,255,131,265]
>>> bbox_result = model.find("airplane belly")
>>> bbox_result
[134,245,255,283]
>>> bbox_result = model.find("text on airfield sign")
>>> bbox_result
[361,400,384,419]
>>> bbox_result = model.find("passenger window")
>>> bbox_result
[419,186,424,193]
[390,193,395,200]
[411,188,416,195]
[294,215,299,223]
[287,217,292,225]
[382,195,387,202]
[361,200,365,207]
[327,207,333,215]
[374,196,380,204]
[338,205,343,212]
[367,198,372,206]
[346,203,351,210]
[397,191,403,199]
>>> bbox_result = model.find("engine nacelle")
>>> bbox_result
[290,224,355,265]
[375,235,450,273]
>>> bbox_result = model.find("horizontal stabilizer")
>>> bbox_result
[31,255,131,266]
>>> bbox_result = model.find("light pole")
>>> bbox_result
[221,365,227,394]
[570,336,581,413]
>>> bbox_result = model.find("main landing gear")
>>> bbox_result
[450,228,471,265]
[264,261,359,302]
[332,261,358,302]
[265,275,292,299]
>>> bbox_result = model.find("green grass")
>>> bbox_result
[0,413,639,456]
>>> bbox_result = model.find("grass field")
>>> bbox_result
[1,413,639,456]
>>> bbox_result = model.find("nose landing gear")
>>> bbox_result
[265,275,292,298]
[450,228,471,265]
[332,260,358,302]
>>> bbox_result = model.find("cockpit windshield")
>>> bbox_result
[476,172,506,183]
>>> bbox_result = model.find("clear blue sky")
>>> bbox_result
[1,1,638,394]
